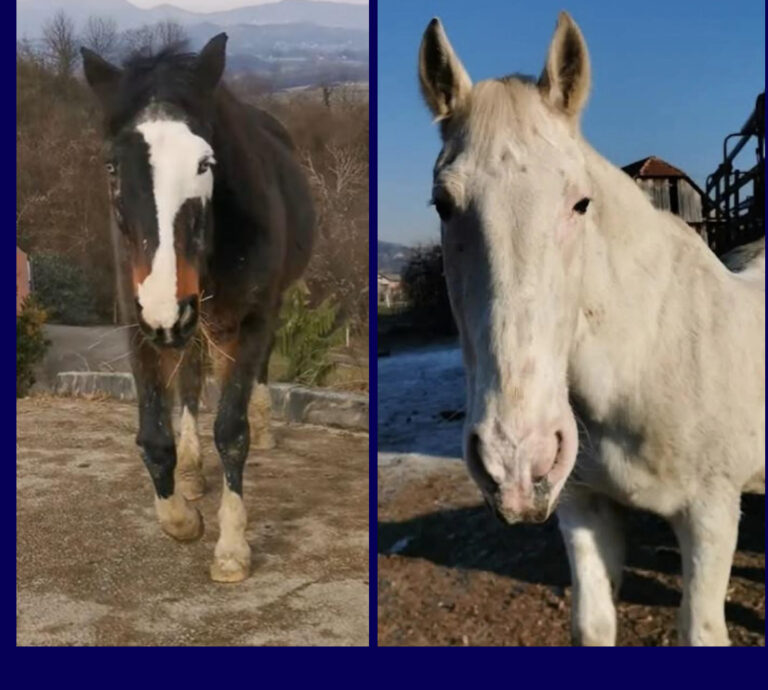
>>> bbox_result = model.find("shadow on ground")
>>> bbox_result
[378,482,765,644]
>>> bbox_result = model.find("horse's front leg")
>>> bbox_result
[671,487,740,646]
[209,311,276,583]
[133,338,203,542]
[557,489,625,646]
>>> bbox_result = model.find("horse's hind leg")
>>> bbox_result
[250,332,275,450]
[132,337,203,542]
[209,309,277,582]
[671,487,739,646]
[175,339,206,500]
[557,489,625,646]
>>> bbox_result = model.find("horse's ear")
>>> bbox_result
[196,33,227,91]
[418,18,472,122]
[538,12,590,119]
[81,47,122,109]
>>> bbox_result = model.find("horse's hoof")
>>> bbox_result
[177,472,206,501]
[210,543,251,583]
[157,498,204,542]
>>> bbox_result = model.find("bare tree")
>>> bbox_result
[122,21,188,58]
[42,10,79,77]
[81,16,120,60]
[154,20,187,49]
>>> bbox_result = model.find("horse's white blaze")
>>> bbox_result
[135,118,214,329]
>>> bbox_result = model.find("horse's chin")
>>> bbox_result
[484,455,576,526]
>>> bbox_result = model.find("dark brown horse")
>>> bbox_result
[81,34,314,582]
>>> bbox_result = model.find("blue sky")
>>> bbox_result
[377,0,765,246]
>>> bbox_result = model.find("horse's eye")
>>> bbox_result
[573,197,591,215]
[434,200,452,222]
[431,192,454,222]
[197,157,215,175]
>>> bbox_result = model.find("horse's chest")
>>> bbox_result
[573,412,686,516]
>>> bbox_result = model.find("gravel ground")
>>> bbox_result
[17,396,369,646]
[378,456,765,647]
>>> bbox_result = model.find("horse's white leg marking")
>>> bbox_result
[671,489,739,646]
[155,491,203,542]
[175,406,205,500]
[558,490,625,646]
[250,383,274,450]
[210,483,251,583]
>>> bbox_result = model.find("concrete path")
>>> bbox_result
[17,397,369,646]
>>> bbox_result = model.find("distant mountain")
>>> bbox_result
[17,0,368,88]
[183,20,367,55]
[16,0,369,37]
[378,241,415,275]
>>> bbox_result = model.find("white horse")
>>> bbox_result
[418,12,765,646]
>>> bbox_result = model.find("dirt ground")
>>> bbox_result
[378,456,765,647]
[17,396,369,646]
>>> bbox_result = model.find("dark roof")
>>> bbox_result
[622,155,707,199]
[622,156,687,179]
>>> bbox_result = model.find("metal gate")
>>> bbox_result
[704,92,765,256]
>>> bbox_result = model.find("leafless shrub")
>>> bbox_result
[42,10,79,78]
[121,20,188,58]
[81,16,120,61]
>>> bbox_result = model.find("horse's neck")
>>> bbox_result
[569,147,736,416]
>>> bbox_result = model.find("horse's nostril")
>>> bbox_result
[533,430,564,482]
[179,303,195,328]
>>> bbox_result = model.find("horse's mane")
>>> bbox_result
[107,43,205,132]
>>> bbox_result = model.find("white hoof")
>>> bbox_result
[155,494,204,542]
[210,542,251,583]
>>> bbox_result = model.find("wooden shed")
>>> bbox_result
[622,156,707,236]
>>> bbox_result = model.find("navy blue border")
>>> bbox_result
[368,0,379,651]
[12,0,768,666]
[11,0,20,653]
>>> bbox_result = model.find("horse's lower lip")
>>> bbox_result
[141,325,198,349]
[489,500,551,525]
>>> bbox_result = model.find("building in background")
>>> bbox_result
[622,156,707,238]
[377,272,403,309]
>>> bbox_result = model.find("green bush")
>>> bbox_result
[276,283,345,387]
[30,253,102,325]
[17,298,50,397]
